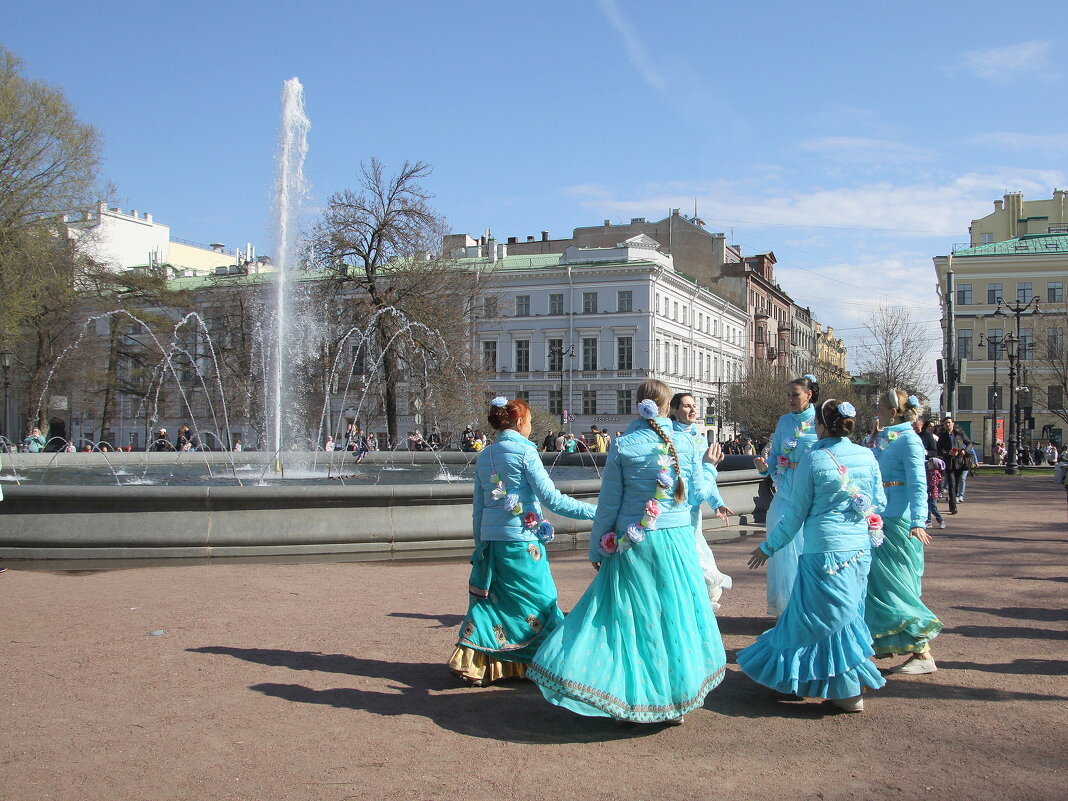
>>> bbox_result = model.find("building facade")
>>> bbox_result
[934,191,1068,455]
[464,235,749,437]
[815,323,849,380]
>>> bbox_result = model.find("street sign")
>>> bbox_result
[704,415,716,426]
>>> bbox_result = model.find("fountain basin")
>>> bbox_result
[0,469,769,563]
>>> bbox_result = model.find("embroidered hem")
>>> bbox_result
[448,645,527,684]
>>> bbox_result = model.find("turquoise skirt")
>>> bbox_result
[738,548,886,699]
[864,516,942,655]
[528,524,727,722]
[455,540,563,663]
[765,492,805,616]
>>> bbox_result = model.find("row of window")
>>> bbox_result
[655,294,742,344]
[955,281,1063,306]
[955,384,1063,411]
[956,327,1064,360]
[509,290,635,318]
[482,336,634,372]
[655,340,741,383]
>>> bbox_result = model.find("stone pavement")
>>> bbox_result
[1,475,1066,801]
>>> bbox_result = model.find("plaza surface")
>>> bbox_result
[2,475,1066,801]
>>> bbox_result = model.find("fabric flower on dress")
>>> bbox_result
[784,437,798,451]
[656,470,672,488]
[537,520,555,543]
[867,513,883,530]
[625,523,646,543]
[599,532,619,555]
[504,493,522,515]
[637,399,660,419]
[850,494,871,515]
[523,511,540,530]
[777,455,790,468]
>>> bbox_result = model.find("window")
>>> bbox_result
[980,232,994,245]
[582,390,597,415]
[987,328,1003,360]
[514,295,530,316]
[673,301,679,321]
[1049,327,1064,356]
[548,293,564,315]
[351,344,368,375]
[515,390,530,402]
[1017,282,1033,304]
[1020,328,1034,359]
[617,389,632,415]
[583,292,598,314]
[481,340,497,371]
[956,329,973,360]
[988,384,1002,409]
[582,337,598,370]
[957,385,973,410]
[617,336,633,370]
[956,284,972,305]
[662,341,669,372]
[673,344,679,374]
[548,389,562,416]
[514,339,530,372]
[1049,281,1064,303]
[483,297,498,318]
[547,338,563,371]
[987,283,1002,304]
[1049,385,1064,410]
[617,290,633,312]
[682,347,688,376]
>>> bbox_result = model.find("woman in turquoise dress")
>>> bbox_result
[528,379,727,724]
[753,375,820,615]
[739,399,887,712]
[865,390,942,674]
[448,397,597,687]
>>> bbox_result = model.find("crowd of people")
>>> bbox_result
[446,375,958,721]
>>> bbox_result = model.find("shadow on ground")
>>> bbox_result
[387,612,466,629]
[953,605,1068,622]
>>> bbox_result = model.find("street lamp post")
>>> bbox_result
[548,343,575,431]
[995,295,1040,473]
[977,331,1003,460]
[0,350,13,449]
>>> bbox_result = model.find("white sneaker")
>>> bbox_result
[938,521,946,529]
[890,655,937,675]
[831,696,864,712]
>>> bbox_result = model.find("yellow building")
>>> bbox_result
[934,191,1068,457]
[815,322,848,380]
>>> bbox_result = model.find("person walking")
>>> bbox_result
[739,399,887,712]
[527,379,728,724]
[935,415,970,515]
[449,397,596,687]
[926,457,945,529]
[752,375,821,616]
[540,430,555,452]
[670,392,733,609]
[867,391,942,674]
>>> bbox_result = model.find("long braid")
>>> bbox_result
[647,419,686,503]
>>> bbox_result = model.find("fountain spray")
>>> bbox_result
[272,78,311,471]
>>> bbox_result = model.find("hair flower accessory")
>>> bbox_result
[906,395,920,409]
[490,396,508,407]
[637,399,660,420]
[599,532,619,555]
[837,401,856,418]
[802,374,817,382]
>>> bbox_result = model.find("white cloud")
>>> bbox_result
[797,136,935,167]
[592,0,667,93]
[969,131,1068,155]
[954,40,1057,83]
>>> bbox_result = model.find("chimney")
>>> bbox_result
[604,219,611,227]
[526,235,534,242]
[507,236,518,244]
[496,243,507,259]
[994,199,1004,212]
[541,230,549,241]
[131,209,138,219]
[145,212,153,222]
[487,235,497,262]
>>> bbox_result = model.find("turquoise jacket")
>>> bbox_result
[472,429,596,544]
[874,422,928,529]
[760,437,886,556]
[589,416,720,561]
[24,434,46,453]
[757,405,818,499]
[672,420,725,511]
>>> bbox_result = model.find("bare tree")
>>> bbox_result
[1029,302,1068,430]
[726,361,790,441]
[853,305,929,398]
[311,157,482,447]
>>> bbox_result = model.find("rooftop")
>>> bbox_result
[951,232,1068,257]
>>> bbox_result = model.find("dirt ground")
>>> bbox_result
[2,475,1066,801]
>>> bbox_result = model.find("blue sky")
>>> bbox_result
[4,0,1066,382]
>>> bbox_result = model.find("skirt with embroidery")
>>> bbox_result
[765,492,805,616]
[527,524,726,722]
[738,548,886,700]
[451,539,563,680]
[864,515,943,655]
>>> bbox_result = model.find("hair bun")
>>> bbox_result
[837,401,856,418]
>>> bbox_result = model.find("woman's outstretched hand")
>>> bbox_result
[753,456,767,473]
[910,527,932,545]
[704,441,724,465]
[715,505,734,523]
[747,547,769,569]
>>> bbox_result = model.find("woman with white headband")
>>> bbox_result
[448,396,597,687]
[865,389,942,674]
[753,374,821,615]
[740,398,887,712]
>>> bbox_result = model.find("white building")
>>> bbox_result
[64,202,260,275]
[462,234,748,437]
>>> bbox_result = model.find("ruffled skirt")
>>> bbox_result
[449,540,563,685]
[765,492,805,616]
[528,524,726,722]
[864,516,942,655]
[737,549,886,699]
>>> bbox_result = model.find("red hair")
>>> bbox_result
[487,398,530,431]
